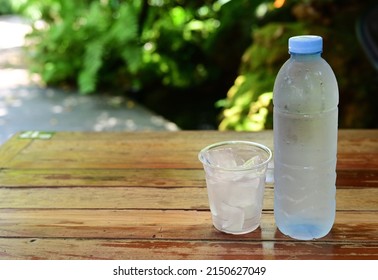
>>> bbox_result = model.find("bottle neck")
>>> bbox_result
[290,52,322,61]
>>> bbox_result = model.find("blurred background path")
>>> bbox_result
[0,15,179,145]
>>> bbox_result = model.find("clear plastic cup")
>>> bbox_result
[198,141,272,234]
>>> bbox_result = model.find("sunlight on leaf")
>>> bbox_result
[170,6,187,26]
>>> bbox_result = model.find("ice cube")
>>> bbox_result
[205,147,237,168]
[219,202,245,232]
[226,177,261,207]
[241,155,261,167]
[243,203,261,220]
[242,203,262,231]
[206,147,263,169]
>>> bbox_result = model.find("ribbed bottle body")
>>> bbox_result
[273,53,338,240]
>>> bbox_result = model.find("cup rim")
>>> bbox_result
[198,140,272,171]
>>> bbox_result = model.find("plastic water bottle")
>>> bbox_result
[273,35,338,240]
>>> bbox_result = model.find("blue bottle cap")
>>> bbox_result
[289,35,323,54]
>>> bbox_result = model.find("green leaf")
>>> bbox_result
[122,45,143,74]
[108,3,138,44]
[78,40,104,94]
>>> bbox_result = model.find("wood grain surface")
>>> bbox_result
[0,130,377,259]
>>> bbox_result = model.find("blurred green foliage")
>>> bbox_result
[0,0,15,14]
[15,0,265,128]
[17,0,261,93]
[218,0,377,130]
[218,22,309,131]
[20,0,148,93]
[13,0,378,129]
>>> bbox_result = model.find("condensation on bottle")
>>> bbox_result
[273,35,339,240]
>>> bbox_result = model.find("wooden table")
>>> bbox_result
[0,130,377,260]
